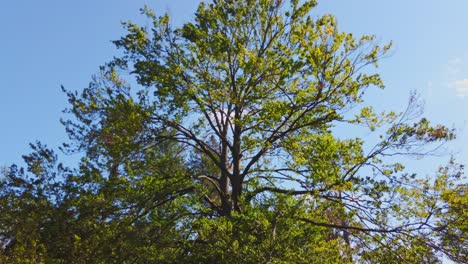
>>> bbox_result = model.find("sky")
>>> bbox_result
[1,0,467,172]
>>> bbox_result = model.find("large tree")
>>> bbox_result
[1,0,466,263]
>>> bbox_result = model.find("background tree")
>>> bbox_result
[1,0,466,263]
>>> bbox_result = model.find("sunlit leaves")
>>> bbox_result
[1,0,465,263]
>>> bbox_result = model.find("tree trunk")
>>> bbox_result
[231,109,242,213]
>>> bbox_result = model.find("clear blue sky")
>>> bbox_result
[1,0,468,173]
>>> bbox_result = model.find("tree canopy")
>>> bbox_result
[1,0,466,263]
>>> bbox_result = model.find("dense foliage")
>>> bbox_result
[1,0,466,263]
